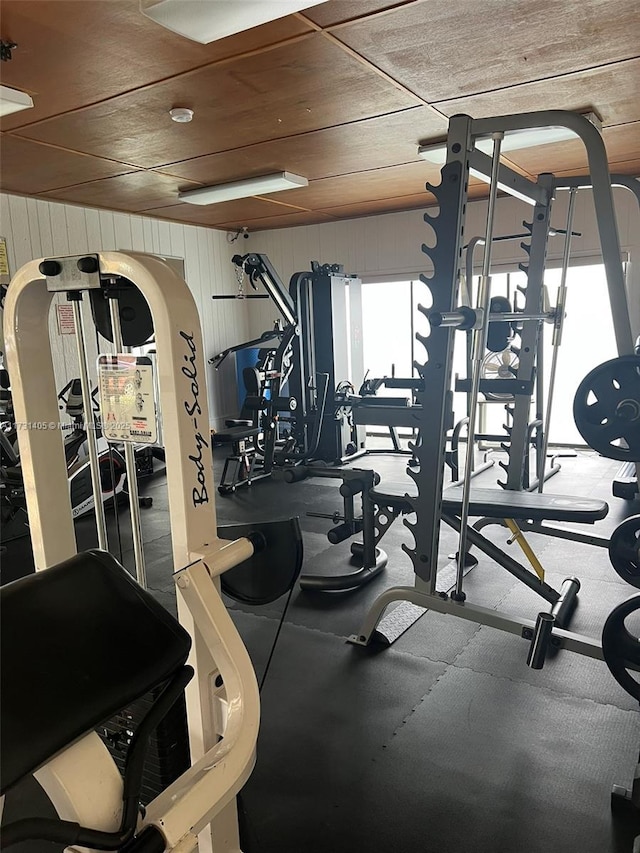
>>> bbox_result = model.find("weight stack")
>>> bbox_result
[99,686,191,805]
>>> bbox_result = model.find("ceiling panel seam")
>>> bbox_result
[295,0,424,31]
[433,56,640,115]
[148,106,427,170]
[1,30,318,133]
[317,29,448,123]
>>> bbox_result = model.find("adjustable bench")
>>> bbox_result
[348,480,609,652]
[371,481,607,597]
[372,483,608,525]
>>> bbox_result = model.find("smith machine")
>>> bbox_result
[343,108,640,817]
[0,252,303,852]
[347,109,638,659]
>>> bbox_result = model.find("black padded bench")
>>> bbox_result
[371,483,609,524]
[1,549,193,849]
[214,424,261,444]
[367,481,609,615]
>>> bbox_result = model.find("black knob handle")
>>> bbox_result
[77,256,99,274]
[39,260,62,277]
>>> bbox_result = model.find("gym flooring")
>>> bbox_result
[2,446,639,852]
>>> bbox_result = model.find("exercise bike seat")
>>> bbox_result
[0,549,192,794]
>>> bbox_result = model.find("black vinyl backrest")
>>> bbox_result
[239,367,262,424]
[0,550,192,794]
[242,367,260,396]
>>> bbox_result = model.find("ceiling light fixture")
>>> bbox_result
[179,172,308,205]
[418,114,602,164]
[0,84,34,117]
[140,0,329,44]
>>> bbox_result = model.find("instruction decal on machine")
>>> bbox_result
[97,354,158,444]
[56,303,76,335]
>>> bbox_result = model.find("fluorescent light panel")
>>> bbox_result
[179,172,308,205]
[141,0,329,44]
[0,85,34,117]
[418,117,600,165]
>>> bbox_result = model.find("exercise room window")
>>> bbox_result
[362,264,620,447]
[361,280,415,388]
[541,262,618,445]
[469,263,619,446]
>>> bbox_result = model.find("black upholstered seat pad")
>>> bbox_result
[370,483,608,523]
[0,550,191,794]
[215,426,261,442]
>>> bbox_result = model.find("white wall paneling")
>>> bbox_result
[0,194,245,428]
[245,189,639,341]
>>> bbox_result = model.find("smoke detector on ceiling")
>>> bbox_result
[170,107,194,123]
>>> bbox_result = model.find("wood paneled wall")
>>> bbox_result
[0,194,248,426]
[245,188,640,341]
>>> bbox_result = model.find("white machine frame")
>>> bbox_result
[4,251,260,852]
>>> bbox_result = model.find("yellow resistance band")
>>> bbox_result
[505,518,545,582]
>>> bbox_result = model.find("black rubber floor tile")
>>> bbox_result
[391,607,482,664]
[496,569,633,639]
[234,610,448,852]
[361,666,640,853]
[454,623,638,712]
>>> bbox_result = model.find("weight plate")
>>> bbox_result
[608,515,640,588]
[602,595,640,701]
[573,355,640,461]
[218,517,303,605]
[90,279,154,348]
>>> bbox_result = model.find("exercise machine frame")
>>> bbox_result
[3,251,262,852]
[350,110,635,665]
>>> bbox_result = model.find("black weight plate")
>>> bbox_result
[90,279,154,348]
[602,595,640,701]
[573,355,640,461]
[609,515,640,588]
[218,517,303,605]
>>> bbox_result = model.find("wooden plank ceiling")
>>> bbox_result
[1,0,638,232]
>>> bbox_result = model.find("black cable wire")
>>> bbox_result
[242,580,299,852]
[258,581,296,694]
